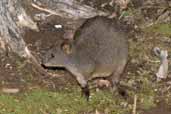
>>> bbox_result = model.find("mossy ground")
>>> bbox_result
[0,86,156,114]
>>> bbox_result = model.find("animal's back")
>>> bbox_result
[74,16,128,78]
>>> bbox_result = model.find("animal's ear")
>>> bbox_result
[61,41,72,55]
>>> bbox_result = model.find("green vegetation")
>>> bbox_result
[144,24,171,36]
[0,83,157,114]
[0,88,126,114]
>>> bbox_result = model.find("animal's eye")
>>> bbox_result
[61,42,72,54]
[51,53,55,58]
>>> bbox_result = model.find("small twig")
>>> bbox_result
[166,84,171,90]
[132,94,137,114]
[2,88,20,94]
[25,47,51,78]
[147,59,160,63]
[31,3,59,16]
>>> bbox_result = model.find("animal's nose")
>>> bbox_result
[40,60,45,67]
[50,53,55,58]
[40,57,47,67]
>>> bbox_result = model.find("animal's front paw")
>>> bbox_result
[82,86,90,101]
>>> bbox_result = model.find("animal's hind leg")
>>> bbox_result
[110,59,128,91]
[109,73,120,93]
[110,66,127,97]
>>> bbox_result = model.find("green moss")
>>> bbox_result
[144,24,171,36]
[139,94,156,110]
[0,88,131,114]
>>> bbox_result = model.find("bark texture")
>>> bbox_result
[0,0,38,56]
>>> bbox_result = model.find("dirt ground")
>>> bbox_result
[0,0,171,114]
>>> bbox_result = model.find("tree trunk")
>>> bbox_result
[0,0,107,58]
[0,0,38,57]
